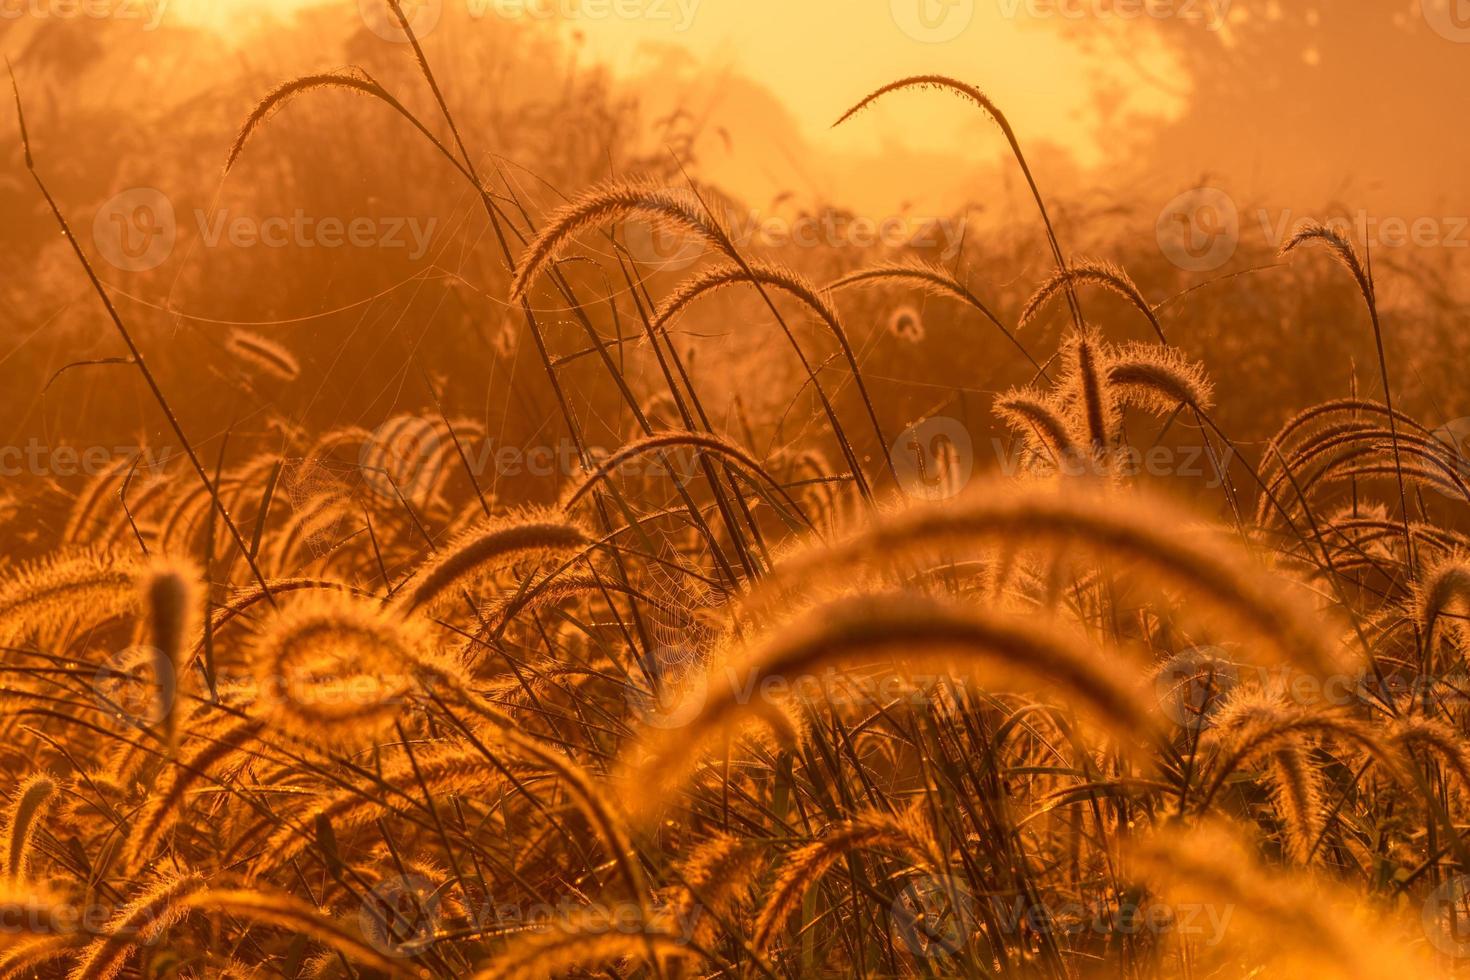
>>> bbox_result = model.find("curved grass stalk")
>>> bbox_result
[835,75,1082,332]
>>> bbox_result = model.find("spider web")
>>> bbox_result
[278,456,365,559]
[642,535,725,671]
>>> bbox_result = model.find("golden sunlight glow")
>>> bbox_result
[167,0,1183,212]
[5,4,1468,979]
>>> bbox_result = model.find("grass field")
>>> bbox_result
[3,3,1470,977]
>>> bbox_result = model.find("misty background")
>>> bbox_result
[1,0,1466,544]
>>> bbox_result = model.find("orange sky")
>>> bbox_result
[25,0,1468,265]
[167,0,1186,211]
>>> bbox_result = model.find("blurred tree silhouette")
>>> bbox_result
[1066,0,1469,213]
